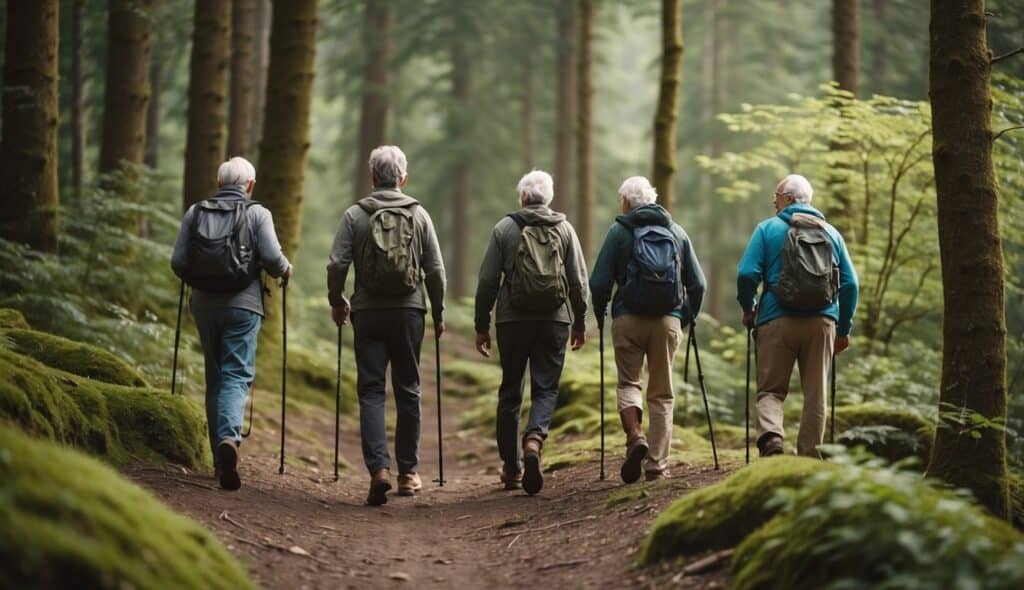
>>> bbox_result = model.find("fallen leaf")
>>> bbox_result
[389,572,410,582]
[288,545,310,557]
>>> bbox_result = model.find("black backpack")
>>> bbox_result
[181,197,261,293]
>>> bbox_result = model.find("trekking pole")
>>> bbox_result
[433,326,446,486]
[830,354,837,444]
[279,280,288,475]
[599,317,606,481]
[242,385,255,438]
[334,324,342,482]
[690,322,720,470]
[745,327,752,464]
[171,279,185,395]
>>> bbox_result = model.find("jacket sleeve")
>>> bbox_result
[679,231,707,323]
[473,224,504,334]
[835,233,859,337]
[589,224,621,323]
[562,222,590,333]
[254,207,290,278]
[736,226,766,313]
[418,208,447,321]
[170,206,194,279]
[326,210,355,308]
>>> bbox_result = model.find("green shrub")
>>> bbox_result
[0,308,29,330]
[833,402,934,463]
[731,455,1024,590]
[0,427,252,589]
[4,328,148,387]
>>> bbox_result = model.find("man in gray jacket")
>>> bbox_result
[327,145,446,506]
[171,157,292,491]
[474,170,589,495]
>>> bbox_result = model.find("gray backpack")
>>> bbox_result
[507,214,569,312]
[357,204,420,296]
[770,213,840,311]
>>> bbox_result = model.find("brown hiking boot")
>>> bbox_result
[645,469,669,482]
[216,439,241,491]
[397,473,422,496]
[619,407,648,484]
[522,434,544,495]
[500,468,523,490]
[366,468,392,506]
[758,434,784,457]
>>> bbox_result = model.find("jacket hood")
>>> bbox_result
[358,188,420,213]
[778,203,825,223]
[514,204,566,226]
[616,203,672,228]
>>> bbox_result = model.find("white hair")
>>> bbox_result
[777,174,813,203]
[618,176,658,210]
[217,156,256,186]
[368,145,408,187]
[517,170,554,206]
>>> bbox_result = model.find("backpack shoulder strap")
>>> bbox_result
[507,213,527,230]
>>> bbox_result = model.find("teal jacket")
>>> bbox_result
[590,204,706,324]
[736,204,859,336]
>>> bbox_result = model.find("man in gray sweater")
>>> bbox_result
[327,145,446,506]
[171,157,292,491]
[474,170,589,495]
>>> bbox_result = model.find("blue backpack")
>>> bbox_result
[617,222,682,316]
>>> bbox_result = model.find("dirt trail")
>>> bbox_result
[129,345,729,589]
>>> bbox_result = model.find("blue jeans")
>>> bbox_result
[192,307,261,462]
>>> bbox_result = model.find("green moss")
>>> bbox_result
[605,486,651,508]
[3,329,148,387]
[0,427,252,590]
[0,308,29,330]
[833,402,934,463]
[255,342,355,413]
[1011,473,1024,531]
[442,359,502,398]
[640,456,829,564]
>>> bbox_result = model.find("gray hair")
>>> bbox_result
[368,145,408,187]
[517,170,554,206]
[217,156,256,186]
[777,174,813,203]
[618,176,658,210]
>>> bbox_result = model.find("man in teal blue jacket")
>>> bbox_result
[737,174,859,457]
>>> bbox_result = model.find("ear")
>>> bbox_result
[399,174,409,188]
[246,179,256,195]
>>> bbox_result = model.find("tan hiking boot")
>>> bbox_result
[645,469,669,482]
[366,468,392,506]
[522,434,544,495]
[500,468,523,490]
[397,472,422,496]
[619,407,648,484]
[758,433,784,457]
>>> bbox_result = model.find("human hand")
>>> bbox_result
[742,309,756,329]
[280,264,293,286]
[331,302,350,327]
[835,335,850,355]
[476,332,491,357]
[435,319,447,338]
[571,330,586,351]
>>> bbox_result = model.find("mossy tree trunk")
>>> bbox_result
[825,0,860,239]
[0,0,60,252]
[704,0,725,320]
[183,0,231,210]
[353,0,391,201]
[652,0,683,214]
[553,1,577,217]
[144,52,162,169]
[250,0,271,156]
[70,0,85,201]
[925,0,1009,520]
[228,0,255,158]
[448,4,472,299]
[576,0,594,257]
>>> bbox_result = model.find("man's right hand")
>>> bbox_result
[280,264,293,286]
[742,309,756,329]
[331,302,351,327]
[476,332,491,358]
[835,335,850,355]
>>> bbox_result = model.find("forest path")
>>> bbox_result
[128,338,729,589]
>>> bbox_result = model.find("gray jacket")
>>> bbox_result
[474,204,589,334]
[326,188,446,319]
[170,186,291,317]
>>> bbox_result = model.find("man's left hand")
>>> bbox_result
[571,330,586,351]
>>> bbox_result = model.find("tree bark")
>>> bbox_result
[251,0,271,155]
[144,52,162,169]
[832,0,860,96]
[925,0,1009,519]
[652,0,683,214]
[576,0,594,257]
[228,0,255,157]
[0,0,60,252]
[252,0,318,259]
[183,0,231,210]
[70,0,84,200]
[705,0,725,320]
[869,0,889,94]
[353,0,391,201]
[521,51,534,172]
[449,7,471,299]
[554,1,577,217]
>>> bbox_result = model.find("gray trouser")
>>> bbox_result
[352,309,425,475]
[495,321,569,473]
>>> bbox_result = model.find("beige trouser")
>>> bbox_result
[612,314,684,473]
[755,316,836,457]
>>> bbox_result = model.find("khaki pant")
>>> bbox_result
[612,314,684,473]
[755,316,835,457]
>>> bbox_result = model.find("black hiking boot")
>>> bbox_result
[216,440,241,491]
[367,468,392,506]
[758,434,784,458]
[522,434,544,495]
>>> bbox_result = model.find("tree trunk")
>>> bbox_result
[925,0,1009,519]
[353,0,391,201]
[0,0,60,252]
[252,0,318,259]
[144,53,161,169]
[554,1,577,217]
[832,0,860,96]
[183,0,231,210]
[705,0,725,320]
[251,0,271,155]
[869,0,888,94]
[652,0,683,214]
[70,0,84,200]
[449,8,471,299]
[521,51,534,172]
[98,0,153,231]
[228,0,255,157]
[576,0,594,257]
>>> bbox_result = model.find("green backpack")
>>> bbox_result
[507,214,569,312]
[358,205,420,296]
[771,212,840,311]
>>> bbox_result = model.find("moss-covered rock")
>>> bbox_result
[833,402,934,463]
[0,308,29,330]
[0,427,252,590]
[640,456,829,564]
[4,328,148,387]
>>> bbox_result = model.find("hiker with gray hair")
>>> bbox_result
[590,175,705,483]
[737,173,859,458]
[473,169,589,495]
[327,145,447,505]
[171,156,292,491]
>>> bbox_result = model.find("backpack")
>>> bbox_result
[770,213,840,311]
[617,221,682,316]
[507,214,569,312]
[358,204,420,296]
[182,197,261,293]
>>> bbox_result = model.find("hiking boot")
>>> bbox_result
[619,407,648,484]
[366,468,392,506]
[397,473,423,496]
[522,434,544,495]
[645,469,669,482]
[758,433,784,457]
[216,440,241,491]
[500,467,523,490]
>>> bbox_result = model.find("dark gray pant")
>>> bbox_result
[496,321,569,473]
[352,309,425,475]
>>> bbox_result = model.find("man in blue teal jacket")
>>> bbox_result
[737,174,859,458]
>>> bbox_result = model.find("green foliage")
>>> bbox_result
[0,426,252,590]
[0,309,29,330]
[730,454,1024,590]
[3,328,148,387]
[1011,473,1024,531]
[833,402,934,463]
[442,358,502,398]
